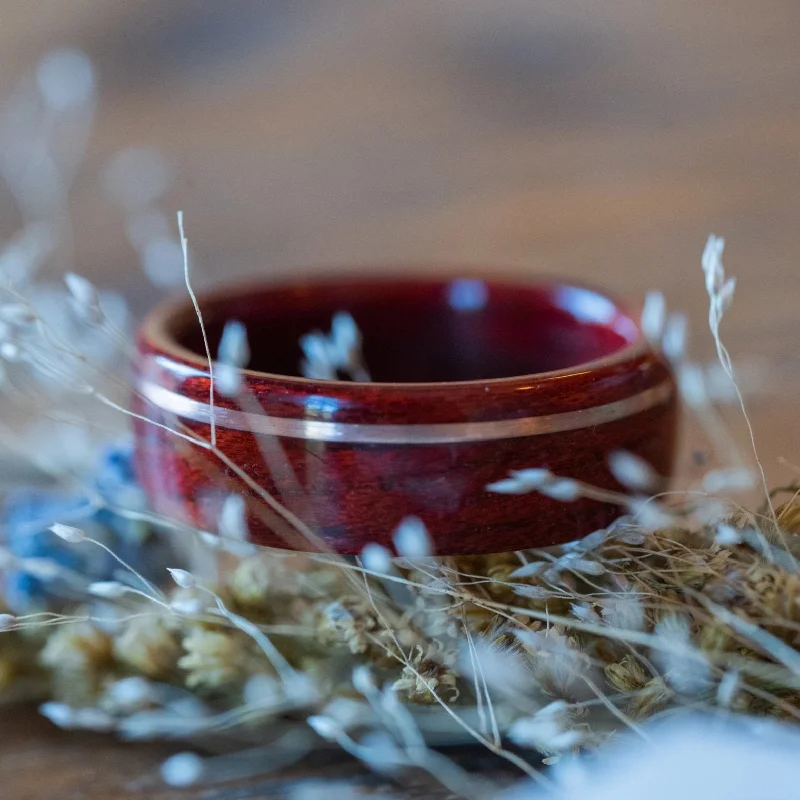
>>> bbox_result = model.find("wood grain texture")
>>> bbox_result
[2,1,800,796]
[133,276,676,554]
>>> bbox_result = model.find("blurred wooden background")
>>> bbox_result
[2,1,800,796]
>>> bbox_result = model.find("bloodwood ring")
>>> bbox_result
[133,273,678,555]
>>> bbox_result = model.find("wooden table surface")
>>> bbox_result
[3,2,800,797]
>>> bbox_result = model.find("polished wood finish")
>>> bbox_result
[134,276,676,554]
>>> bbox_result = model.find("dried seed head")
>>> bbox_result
[170,596,204,615]
[714,523,742,547]
[216,320,249,396]
[39,701,76,729]
[167,568,195,589]
[702,235,726,295]
[392,516,432,558]
[0,303,36,326]
[161,752,205,788]
[65,272,103,324]
[488,468,553,494]
[0,613,16,631]
[641,291,666,342]
[541,478,580,502]
[49,522,86,543]
[36,48,94,111]
[106,677,156,710]
[628,497,674,531]
[609,450,657,491]
[507,700,583,753]
[88,581,128,599]
[352,665,376,695]
[361,543,393,574]
[662,312,689,362]
[219,494,248,540]
[716,669,740,708]
[702,468,755,494]
[307,714,341,740]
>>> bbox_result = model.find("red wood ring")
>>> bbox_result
[133,273,677,555]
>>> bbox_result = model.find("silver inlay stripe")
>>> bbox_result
[138,380,674,445]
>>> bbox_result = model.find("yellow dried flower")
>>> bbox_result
[317,597,386,657]
[40,622,112,673]
[179,625,262,690]
[697,620,732,653]
[229,556,273,610]
[604,655,649,693]
[627,677,673,720]
[737,561,800,624]
[777,499,800,535]
[39,622,114,705]
[113,617,182,679]
[393,643,459,704]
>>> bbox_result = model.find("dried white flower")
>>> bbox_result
[0,613,16,631]
[219,494,249,540]
[556,555,606,577]
[509,561,547,579]
[702,235,726,296]
[487,468,552,495]
[628,497,674,531]
[49,522,86,543]
[358,731,405,772]
[307,715,341,740]
[702,468,755,494]
[170,596,204,615]
[300,311,370,382]
[514,584,554,600]
[487,469,580,501]
[563,527,610,554]
[36,49,94,111]
[361,543,393,574]
[39,701,76,729]
[716,670,740,708]
[243,673,282,707]
[653,614,711,695]
[609,450,657,491]
[508,700,583,753]
[662,312,689,362]
[0,340,20,362]
[678,363,708,407]
[457,637,532,696]
[0,303,35,326]
[73,708,115,732]
[641,291,666,342]
[88,581,128,599]
[106,677,156,711]
[20,558,62,580]
[714,524,742,547]
[352,665,377,696]
[65,272,103,324]
[601,593,645,632]
[161,752,205,788]
[215,320,249,396]
[284,673,318,705]
[167,568,195,589]
[392,516,431,558]
[540,478,580,502]
[571,603,601,624]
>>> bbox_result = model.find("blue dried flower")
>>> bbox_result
[2,488,100,611]
[1,440,168,612]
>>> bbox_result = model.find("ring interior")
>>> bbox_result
[169,278,640,383]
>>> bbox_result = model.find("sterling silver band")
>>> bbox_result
[138,379,674,445]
